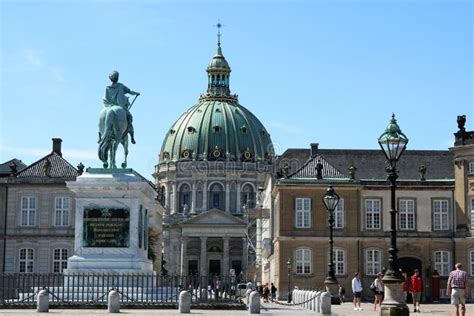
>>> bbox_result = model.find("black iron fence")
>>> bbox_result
[0,273,245,307]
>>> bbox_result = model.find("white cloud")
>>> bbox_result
[23,49,43,68]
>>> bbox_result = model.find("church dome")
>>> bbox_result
[160,40,274,163]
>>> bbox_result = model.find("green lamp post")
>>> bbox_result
[323,185,341,305]
[287,257,292,303]
[378,114,409,316]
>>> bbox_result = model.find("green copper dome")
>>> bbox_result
[160,41,274,163]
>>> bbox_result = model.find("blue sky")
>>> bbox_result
[1,0,472,180]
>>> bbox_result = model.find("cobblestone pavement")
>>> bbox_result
[0,302,472,315]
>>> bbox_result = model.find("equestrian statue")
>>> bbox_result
[98,71,140,169]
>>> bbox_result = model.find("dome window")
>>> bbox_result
[187,126,196,133]
[260,129,266,136]
[213,125,221,133]
[242,149,253,161]
[162,151,170,160]
[169,129,176,135]
[240,126,248,134]
[215,108,221,113]
[181,149,192,159]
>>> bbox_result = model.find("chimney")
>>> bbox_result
[310,143,319,158]
[52,138,62,156]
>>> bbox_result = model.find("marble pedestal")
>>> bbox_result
[65,168,157,276]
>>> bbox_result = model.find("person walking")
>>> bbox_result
[270,283,277,299]
[410,269,423,313]
[339,285,346,303]
[372,273,384,311]
[447,263,470,316]
[352,272,363,311]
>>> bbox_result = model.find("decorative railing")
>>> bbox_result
[0,273,244,307]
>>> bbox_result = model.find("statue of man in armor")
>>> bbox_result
[103,71,140,144]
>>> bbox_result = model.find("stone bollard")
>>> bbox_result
[108,289,120,313]
[320,291,331,315]
[179,290,191,313]
[315,291,322,313]
[249,291,260,314]
[245,289,253,308]
[200,288,208,300]
[36,288,49,313]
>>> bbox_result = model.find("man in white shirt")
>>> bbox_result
[352,272,363,311]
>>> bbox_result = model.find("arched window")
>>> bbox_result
[208,183,224,211]
[241,184,255,209]
[179,184,191,213]
[295,248,312,274]
[365,248,382,276]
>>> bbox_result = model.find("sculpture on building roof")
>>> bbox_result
[98,71,140,169]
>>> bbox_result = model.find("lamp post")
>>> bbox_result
[323,185,341,305]
[287,257,292,303]
[378,114,409,316]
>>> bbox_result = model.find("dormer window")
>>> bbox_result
[187,126,195,133]
[169,129,176,135]
[215,108,221,113]
[213,125,221,133]
[240,126,247,134]
[260,129,266,136]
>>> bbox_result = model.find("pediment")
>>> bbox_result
[183,209,246,226]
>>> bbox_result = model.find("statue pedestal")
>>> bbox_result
[65,168,157,275]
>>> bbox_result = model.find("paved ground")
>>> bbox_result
[0,302,472,315]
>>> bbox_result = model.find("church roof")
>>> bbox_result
[159,37,274,164]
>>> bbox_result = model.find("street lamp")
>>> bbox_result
[378,114,409,316]
[323,185,341,305]
[287,257,292,303]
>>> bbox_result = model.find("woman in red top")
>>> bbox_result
[410,269,423,313]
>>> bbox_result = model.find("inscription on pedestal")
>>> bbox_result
[83,208,130,247]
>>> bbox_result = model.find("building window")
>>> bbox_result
[54,197,70,226]
[19,248,34,273]
[296,248,312,274]
[333,248,345,275]
[241,184,255,209]
[433,199,449,230]
[434,251,451,276]
[365,249,382,276]
[295,197,311,228]
[334,198,344,229]
[179,184,191,213]
[53,248,68,273]
[209,183,224,210]
[470,250,474,277]
[21,196,36,226]
[365,199,381,230]
[399,199,415,230]
[469,162,474,175]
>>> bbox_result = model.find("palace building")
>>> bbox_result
[153,35,274,277]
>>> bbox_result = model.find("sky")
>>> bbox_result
[1,0,473,180]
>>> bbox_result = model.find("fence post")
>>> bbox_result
[36,288,49,313]
[108,288,120,313]
[249,291,260,314]
[179,290,191,313]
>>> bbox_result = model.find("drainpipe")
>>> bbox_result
[3,185,8,272]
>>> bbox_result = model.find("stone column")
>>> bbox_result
[236,182,241,214]
[171,183,177,214]
[200,237,207,276]
[223,237,230,276]
[242,237,248,279]
[191,181,196,214]
[165,183,170,209]
[180,237,188,276]
[203,181,208,211]
[225,182,230,213]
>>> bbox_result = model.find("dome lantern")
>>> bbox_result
[206,22,231,96]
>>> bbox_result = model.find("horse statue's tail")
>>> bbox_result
[98,109,114,163]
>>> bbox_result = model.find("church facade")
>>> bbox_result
[153,37,274,277]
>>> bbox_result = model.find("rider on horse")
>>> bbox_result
[102,70,140,144]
